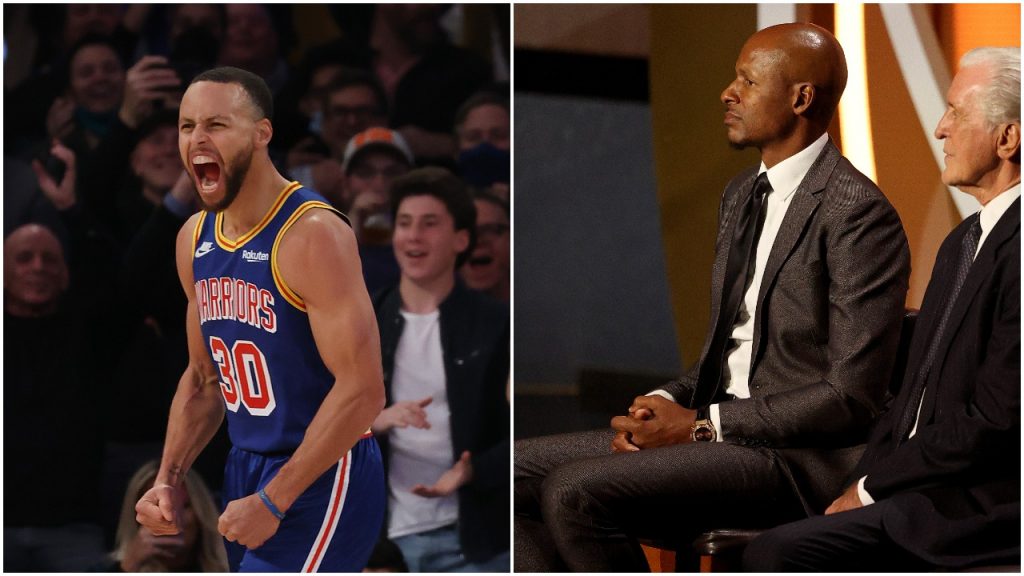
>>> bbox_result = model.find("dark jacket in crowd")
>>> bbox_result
[4,303,105,527]
[373,281,510,562]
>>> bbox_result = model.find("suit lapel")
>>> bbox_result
[888,268,946,429]
[900,231,959,392]
[749,143,838,372]
[918,197,1021,422]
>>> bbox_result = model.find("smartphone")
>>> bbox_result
[34,144,66,184]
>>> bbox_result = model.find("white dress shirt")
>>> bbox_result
[858,182,1021,505]
[708,133,830,437]
[648,133,830,441]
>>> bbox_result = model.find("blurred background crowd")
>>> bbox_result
[3,4,509,572]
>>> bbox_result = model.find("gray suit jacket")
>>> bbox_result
[659,140,911,513]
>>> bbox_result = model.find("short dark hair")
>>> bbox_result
[390,167,477,268]
[190,66,274,121]
[454,91,509,130]
[321,69,388,119]
[473,189,510,218]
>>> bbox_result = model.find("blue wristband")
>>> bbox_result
[257,488,285,520]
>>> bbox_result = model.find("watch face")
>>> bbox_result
[692,421,716,442]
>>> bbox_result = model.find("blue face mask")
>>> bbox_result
[457,142,510,188]
[308,109,324,136]
[74,106,118,139]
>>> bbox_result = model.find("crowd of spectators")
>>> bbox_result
[3,4,510,572]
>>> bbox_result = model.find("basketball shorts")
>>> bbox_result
[222,435,385,572]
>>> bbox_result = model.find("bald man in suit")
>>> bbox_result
[514,23,911,572]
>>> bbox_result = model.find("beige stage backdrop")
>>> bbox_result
[516,3,1020,368]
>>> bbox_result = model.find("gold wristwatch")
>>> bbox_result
[691,407,717,442]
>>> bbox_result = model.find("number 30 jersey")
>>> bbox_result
[192,182,349,454]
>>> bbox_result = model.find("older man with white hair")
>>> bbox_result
[744,45,1021,572]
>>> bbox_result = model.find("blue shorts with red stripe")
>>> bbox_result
[222,436,385,572]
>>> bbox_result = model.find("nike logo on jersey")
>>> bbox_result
[195,241,215,258]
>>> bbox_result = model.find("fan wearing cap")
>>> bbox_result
[341,127,415,235]
[341,128,415,295]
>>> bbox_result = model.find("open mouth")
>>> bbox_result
[468,254,494,267]
[192,155,223,193]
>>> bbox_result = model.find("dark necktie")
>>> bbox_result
[698,172,773,397]
[895,215,982,443]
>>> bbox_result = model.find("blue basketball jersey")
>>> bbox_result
[192,182,348,454]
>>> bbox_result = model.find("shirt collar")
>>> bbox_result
[758,132,830,201]
[978,182,1021,237]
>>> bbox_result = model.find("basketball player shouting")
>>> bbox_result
[135,67,386,572]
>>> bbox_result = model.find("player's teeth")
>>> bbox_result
[194,155,214,164]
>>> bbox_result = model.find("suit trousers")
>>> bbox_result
[742,499,932,572]
[514,429,806,572]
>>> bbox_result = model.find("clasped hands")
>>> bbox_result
[610,395,697,452]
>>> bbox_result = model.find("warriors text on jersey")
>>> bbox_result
[192,182,384,572]
[191,182,349,454]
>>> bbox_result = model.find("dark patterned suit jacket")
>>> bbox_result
[852,197,1020,567]
[659,139,911,512]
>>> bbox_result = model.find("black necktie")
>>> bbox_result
[698,172,773,397]
[895,215,982,443]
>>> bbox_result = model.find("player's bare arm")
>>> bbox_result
[269,208,386,506]
[136,213,226,535]
[217,208,385,548]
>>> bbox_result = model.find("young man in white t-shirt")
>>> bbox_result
[370,167,510,572]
